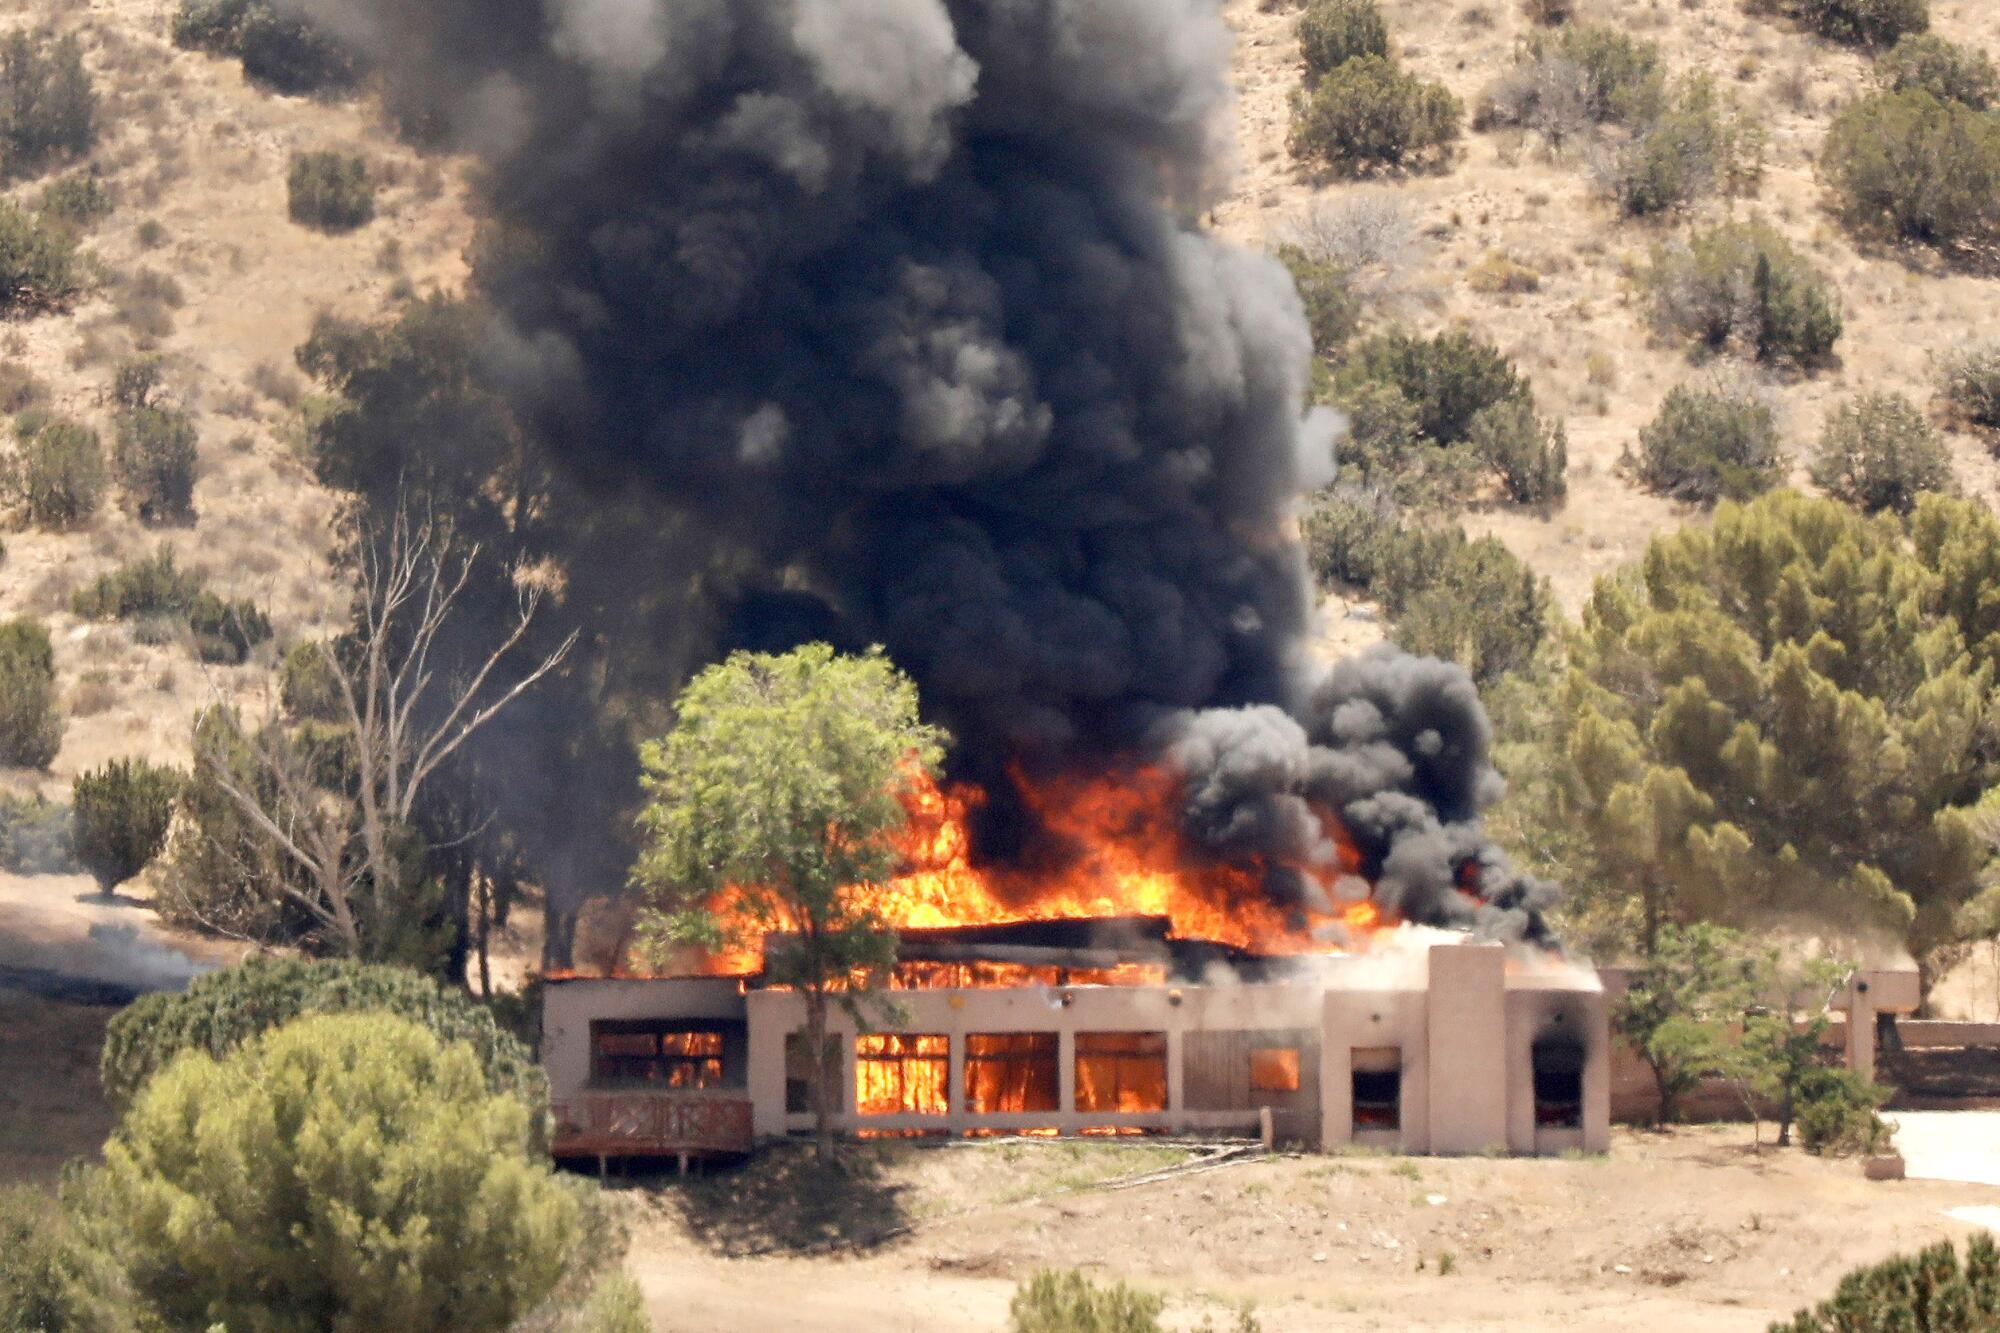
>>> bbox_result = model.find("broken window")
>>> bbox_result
[1075,1031,1168,1113]
[1351,1046,1401,1131]
[1533,1041,1584,1129]
[589,1022,725,1089]
[964,1032,1060,1114]
[1249,1046,1301,1094]
[855,1034,949,1117]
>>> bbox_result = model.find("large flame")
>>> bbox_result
[688,763,1391,979]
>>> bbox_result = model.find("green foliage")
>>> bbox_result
[173,0,359,95]
[1820,90,2000,248]
[89,1012,581,1332]
[1288,55,1461,175]
[2,413,104,529]
[1772,1235,2000,1332]
[1627,379,1783,505]
[632,644,946,1152]
[1811,391,1955,515]
[1341,330,1530,448]
[70,548,202,621]
[109,355,162,411]
[1934,341,2000,434]
[1646,218,1842,369]
[1477,25,1665,143]
[0,198,82,312]
[0,29,97,181]
[1302,487,1551,683]
[288,149,375,232]
[1793,1065,1891,1155]
[0,791,76,873]
[1793,0,1930,49]
[1009,1269,1165,1333]
[152,707,304,942]
[1601,74,1764,217]
[1878,34,1998,109]
[1275,244,1363,361]
[35,172,113,235]
[1493,489,2000,970]
[71,758,182,893]
[112,405,198,523]
[186,589,273,665]
[1469,396,1568,507]
[1612,923,1759,1122]
[0,614,62,768]
[100,954,548,1121]
[1298,0,1391,83]
[0,1186,129,1333]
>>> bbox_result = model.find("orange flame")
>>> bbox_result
[672,762,1393,980]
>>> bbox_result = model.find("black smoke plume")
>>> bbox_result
[292,0,1555,948]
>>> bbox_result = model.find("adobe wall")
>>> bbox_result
[542,977,747,1104]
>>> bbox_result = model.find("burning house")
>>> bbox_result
[542,766,1609,1162]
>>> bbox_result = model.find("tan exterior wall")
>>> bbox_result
[542,977,747,1104]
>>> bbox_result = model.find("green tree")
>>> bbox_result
[2,414,104,528]
[0,614,62,769]
[88,1012,582,1333]
[1810,391,1955,515]
[112,404,198,524]
[1010,1269,1166,1333]
[1297,0,1390,83]
[1645,218,1842,369]
[0,1186,127,1333]
[1878,33,1998,109]
[1613,922,1758,1123]
[631,644,946,1160]
[1820,90,2000,248]
[1627,379,1783,506]
[1493,490,2000,980]
[70,758,181,895]
[1774,1236,2000,1332]
[0,30,97,180]
[1288,54,1461,175]
[1733,952,1848,1147]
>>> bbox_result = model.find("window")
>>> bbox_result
[855,1034,949,1116]
[1075,1031,1168,1113]
[1533,1042,1584,1130]
[965,1032,1060,1113]
[784,1031,835,1115]
[589,1022,726,1089]
[1249,1046,1301,1094]
[1351,1046,1401,1131]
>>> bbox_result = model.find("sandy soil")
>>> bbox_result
[616,1126,2000,1332]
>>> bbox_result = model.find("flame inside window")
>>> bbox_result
[1075,1031,1168,1113]
[855,1034,949,1116]
[964,1032,1060,1113]
[1249,1046,1301,1094]
[590,1023,725,1088]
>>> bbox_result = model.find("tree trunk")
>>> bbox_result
[805,987,834,1164]
[476,874,493,999]
[1777,1087,1794,1148]
[1650,1059,1675,1126]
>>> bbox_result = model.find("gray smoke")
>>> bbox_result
[293,0,1555,944]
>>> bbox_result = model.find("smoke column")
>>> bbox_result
[296,0,1556,944]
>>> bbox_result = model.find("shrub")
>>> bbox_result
[0,30,97,180]
[1289,55,1461,175]
[1794,0,1929,49]
[1821,90,2000,247]
[91,1013,583,1332]
[1523,0,1573,23]
[100,955,548,1116]
[174,0,359,94]
[1772,1236,2000,1332]
[1627,379,1784,504]
[0,359,45,413]
[113,405,198,522]
[0,615,61,769]
[1468,396,1568,506]
[287,149,375,232]
[35,172,112,235]
[172,0,258,51]
[1601,74,1764,216]
[1878,33,1997,109]
[1933,341,2000,433]
[1298,0,1390,83]
[70,759,182,895]
[186,589,273,664]
[1793,1066,1891,1155]
[1009,1269,1165,1333]
[1645,219,1842,368]
[0,1186,126,1333]
[1478,25,1664,141]
[1340,329,1530,446]
[0,199,82,312]
[1276,244,1362,360]
[0,792,75,873]
[109,355,163,411]
[71,549,202,620]
[1811,392,1954,514]
[3,414,104,528]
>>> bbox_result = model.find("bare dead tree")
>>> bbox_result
[196,505,577,959]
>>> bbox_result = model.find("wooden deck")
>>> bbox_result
[552,1090,754,1159]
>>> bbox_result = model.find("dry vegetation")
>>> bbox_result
[1222,0,2000,614]
[0,0,471,803]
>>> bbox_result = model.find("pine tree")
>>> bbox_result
[70,759,182,895]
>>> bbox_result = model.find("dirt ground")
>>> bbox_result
[614,1127,1999,1333]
